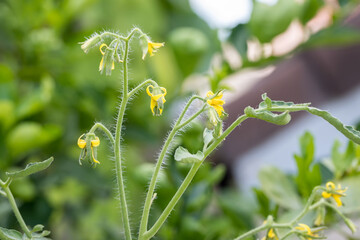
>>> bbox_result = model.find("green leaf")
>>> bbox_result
[174,146,203,163]
[259,166,302,209]
[299,0,323,24]
[249,0,300,43]
[331,141,356,178]
[307,107,360,145]
[0,227,22,240]
[299,131,315,166]
[244,106,291,125]
[294,132,321,197]
[6,157,54,179]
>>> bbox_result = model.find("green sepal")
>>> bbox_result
[203,128,214,150]
[31,224,44,233]
[6,157,54,179]
[244,106,291,125]
[174,146,204,163]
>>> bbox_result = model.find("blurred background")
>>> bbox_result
[1,0,360,239]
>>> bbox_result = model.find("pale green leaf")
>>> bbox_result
[259,167,302,209]
[0,227,22,240]
[244,106,291,125]
[203,128,214,150]
[174,146,203,163]
[6,157,54,179]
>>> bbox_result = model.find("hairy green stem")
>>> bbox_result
[138,96,206,239]
[89,122,115,147]
[143,161,203,239]
[0,180,31,238]
[127,79,158,98]
[142,113,249,239]
[114,36,132,240]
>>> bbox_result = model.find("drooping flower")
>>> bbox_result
[206,91,225,117]
[295,223,318,240]
[99,43,115,74]
[146,85,167,116]
[77,134,101,164]
[140,35,164,60]
[321,181,347,207]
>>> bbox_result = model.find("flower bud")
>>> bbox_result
[81,34,101,53]
[314,206,325,226]
[344,218,357,233]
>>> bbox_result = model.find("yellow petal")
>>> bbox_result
[296,223,311,234]
[152,94,163,102]
[160,87,167,96]
[91,146,100,164]
[322,191,332,199]
[99,57,104,71]
[146,85,154,97]
[99,43,107,55]
[206,91,214,97]
[111,61,115,70]
[150,99,156,115]
[77,134,86,149]
[268,228,275,238]
[150,42,165,48]
[91,137,100,147]
[213,105,224,117]
[333,194,343,207]
[326,182,335,190]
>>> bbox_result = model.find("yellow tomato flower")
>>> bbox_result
[295,223,318,240]
[207,91,225,117]
[99,43,115,72]
[321,181,347,207]
[140,35,164,60]
[146,85,167,116]
[77,134,101,164]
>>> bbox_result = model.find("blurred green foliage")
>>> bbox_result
[1,0,360,239]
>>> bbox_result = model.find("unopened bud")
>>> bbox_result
[81,34,101,53]
[344,218,357,233]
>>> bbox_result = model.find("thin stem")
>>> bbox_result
[289,186,321,225]
[143,162,203,240]
[127,79,158,98]
[100,32,127,41]
[138,96,205,239]
[0,181,31,238]
[280,230,296,240]
[233,223,268,240]
[114,38,132,240]
[176,105,207,130]
[0,189,6,197]
[89,122,115,147]
[143,113,249,240]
